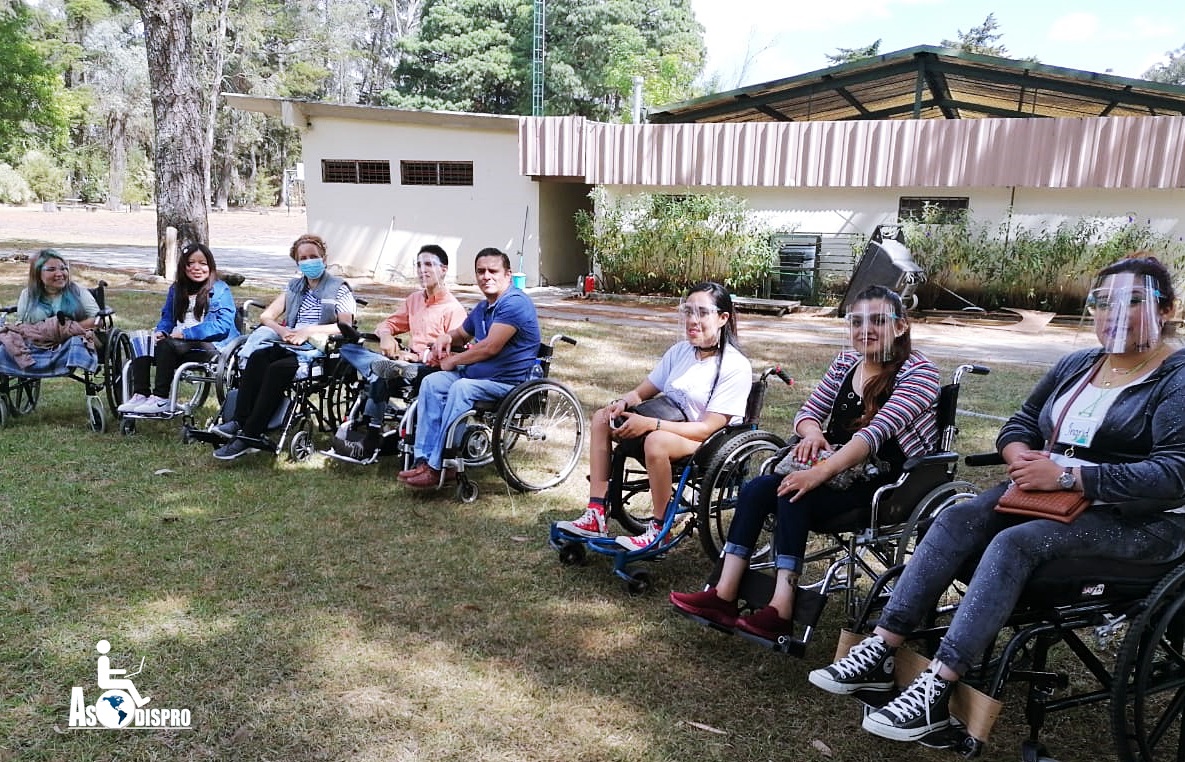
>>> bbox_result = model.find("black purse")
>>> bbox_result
[613,395,689,460]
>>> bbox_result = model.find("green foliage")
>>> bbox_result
[17,150,69,202]
[941,13,1008,56]
[574,188,775,295]
[899,206,1185,312]
[123,149,154,205]
[0,4,68,162]
[0,162,35,204]
[1144,45,1185,84]
[825,39,882,65]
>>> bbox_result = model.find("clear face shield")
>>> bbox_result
[677,297,724,350]
[845,298,903,363]
[1086,272,1163,354]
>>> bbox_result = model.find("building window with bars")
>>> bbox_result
[321,160,391,184]
[400,161,474,186]
[897,197,970,224]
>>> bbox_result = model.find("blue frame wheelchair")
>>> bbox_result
[0,281,131,433]
[324,333,587,502]
[549,365,793,595]
[678,363,990,654]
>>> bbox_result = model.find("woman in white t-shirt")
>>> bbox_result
[556,281,752,550]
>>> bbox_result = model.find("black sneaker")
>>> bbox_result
[861,667,954,742]
[213,436,260,461]
[210,420,241,441]
[808,634,896,695]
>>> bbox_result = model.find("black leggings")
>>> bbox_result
[232,344,299,436]
[130,338,216,398]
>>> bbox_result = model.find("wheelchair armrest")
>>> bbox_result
[902,451,958,472]
[1,305,16,315]
[965,452,1005,467]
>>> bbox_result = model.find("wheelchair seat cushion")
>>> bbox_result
[1018,552,1185,608]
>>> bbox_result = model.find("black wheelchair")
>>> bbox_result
[184,301,361,461]
[325,332,587,502]
[549,365,794,594]
[839,462,1185,761]
[678,363,990,654]
[0,281,131,433]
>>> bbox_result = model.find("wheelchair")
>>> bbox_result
[838,473,1185,761]
[183,303,361,461]
[678,362,990,654]
[326,333,586,502]
[116,297,254,438]
[0,281,131,433]
[549,365,794,595]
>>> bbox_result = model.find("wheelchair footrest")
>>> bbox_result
[671,607,737,637]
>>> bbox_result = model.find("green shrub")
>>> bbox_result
[575,188,776,295]
[17,150,68,202]
[0,163,34,204]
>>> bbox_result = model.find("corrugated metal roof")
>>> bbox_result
[647,46,1185,124]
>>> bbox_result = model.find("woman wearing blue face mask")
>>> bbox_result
[213,234,357,460]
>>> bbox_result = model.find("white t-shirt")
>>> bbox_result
[647,341,752,425]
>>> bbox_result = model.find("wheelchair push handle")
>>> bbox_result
[964,451,1005,467]
[951,363,991,386]
[549,334,578,347]
[759,365,795,387]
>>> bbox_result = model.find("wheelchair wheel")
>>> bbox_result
[9,378,39,416]
[890,479,978,566]
[492,379,586,493]
[287,416,316,462]
[606,447,654,536]
[320,359,359,427]
[1112,564,1185,762]
[86,397,106,433]
[103,328,132,413]
[0,397,8,428]
[214,335,248,403]
[696,430,785,560]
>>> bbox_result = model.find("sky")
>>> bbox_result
[689,0,1184,90]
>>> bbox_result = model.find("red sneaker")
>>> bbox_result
[669,587,739,629]
[735,606,794,640]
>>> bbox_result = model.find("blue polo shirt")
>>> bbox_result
[461,288,541,384]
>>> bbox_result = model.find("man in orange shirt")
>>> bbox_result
[336,244,466,459]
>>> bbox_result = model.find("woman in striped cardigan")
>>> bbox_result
[671,285,940,640]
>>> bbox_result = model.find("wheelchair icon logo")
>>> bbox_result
[66,639,192,730]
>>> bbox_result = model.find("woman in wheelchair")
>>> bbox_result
[670,285,940,639]
[555,281,752,550]
[0,250,100,375]
[213,234,356,460]
[809,255,1185,744]
[117,243,239,416]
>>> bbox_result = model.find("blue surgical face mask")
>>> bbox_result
[298,258,326,279]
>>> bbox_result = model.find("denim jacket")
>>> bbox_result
[154,279,240,349]
[997,347,1185,517]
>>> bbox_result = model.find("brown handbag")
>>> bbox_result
[994,360,1100,524]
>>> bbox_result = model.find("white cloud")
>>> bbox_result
[1047,12,1099,42]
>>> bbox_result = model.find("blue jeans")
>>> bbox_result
[338,343,391,423]
[723,473,884,573]
[414,370,514,469]
[878,482,1185,676]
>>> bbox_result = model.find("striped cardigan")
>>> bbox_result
[792,349,941,459]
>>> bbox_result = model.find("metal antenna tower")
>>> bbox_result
[532,0,546,116]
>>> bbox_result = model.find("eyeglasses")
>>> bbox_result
[42,266,69,274]
[416,260,443,269]
[678,305,720,319]
[845,313,898,327]
[1086,289,1161,312]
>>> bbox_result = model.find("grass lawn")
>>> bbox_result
[2,263,1114,762]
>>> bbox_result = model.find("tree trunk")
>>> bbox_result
[106,114,127,211]
[204,0,230,211]
[129,0,209,275]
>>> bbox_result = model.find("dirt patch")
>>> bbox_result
[0,204,308,251]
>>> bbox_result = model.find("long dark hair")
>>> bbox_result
[851,285,911,427]
[172,243,218,323]
[685,281,743,402]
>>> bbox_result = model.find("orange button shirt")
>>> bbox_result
[379,288,467,355]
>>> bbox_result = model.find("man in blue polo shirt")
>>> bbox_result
[399,247,541,488]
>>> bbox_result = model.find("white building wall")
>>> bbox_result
[302,117,541,286]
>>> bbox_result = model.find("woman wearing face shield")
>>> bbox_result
[671,285,940,640]
[808,255,1185,746]
[212,234,356,460]
[555,281,753,551]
